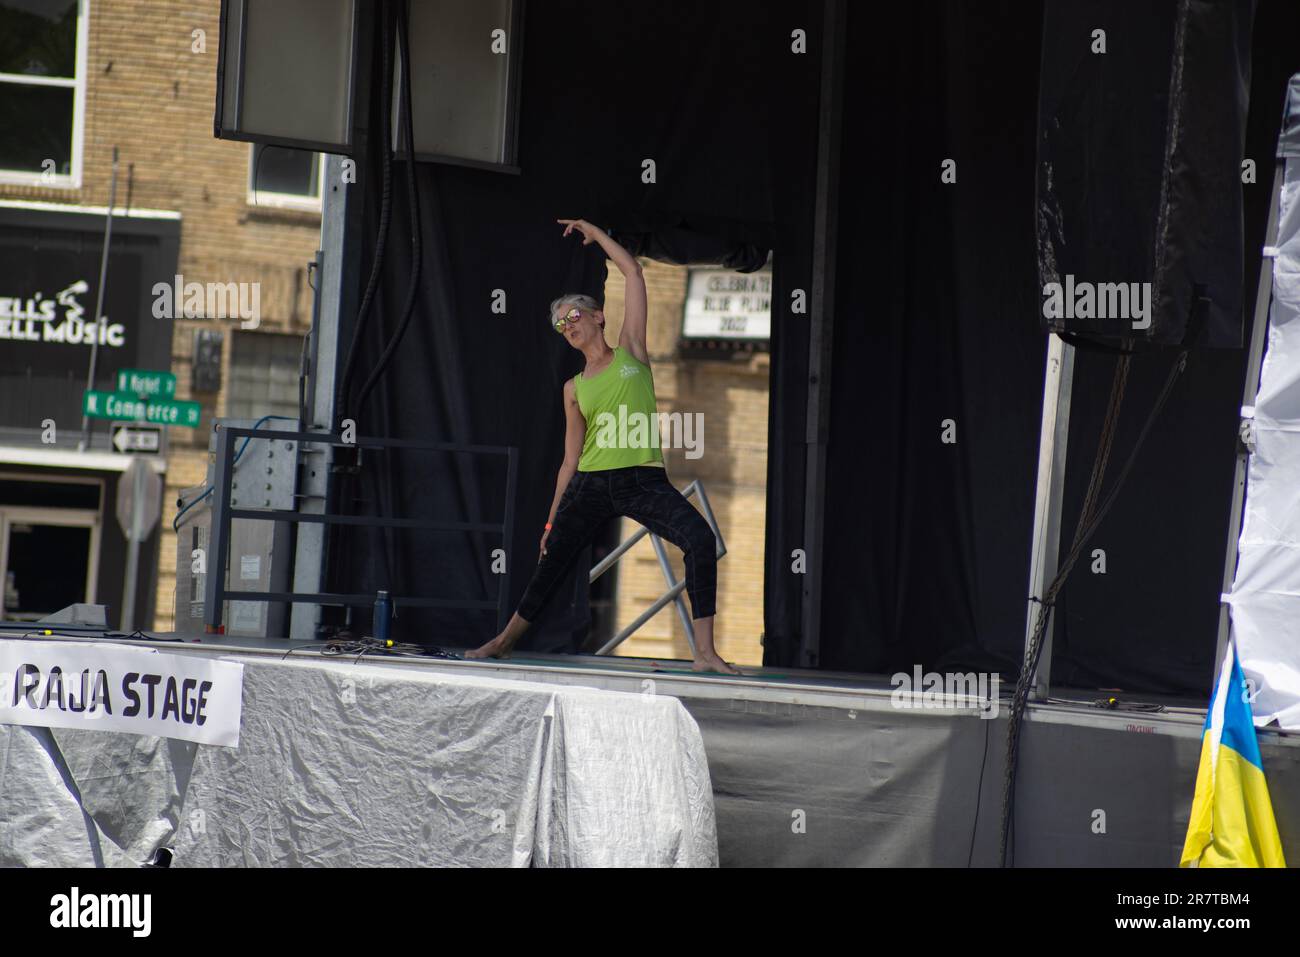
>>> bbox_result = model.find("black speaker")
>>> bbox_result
[215,0,360,154]
[1036,0,1257,347]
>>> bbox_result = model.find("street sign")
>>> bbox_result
[111,422,163,454]
[115,457,163,542]
[116,368,177,398]
[137,397,201,427]
[84,390,201,428]
[116,456,163,634]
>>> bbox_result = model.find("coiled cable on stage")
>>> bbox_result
[320,636,457,662]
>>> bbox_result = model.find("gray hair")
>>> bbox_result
[549,293,602,327]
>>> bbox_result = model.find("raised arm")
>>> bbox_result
[558,218,648,363]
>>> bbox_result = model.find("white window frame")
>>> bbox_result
[246,144,325,212]
[0,0,89,189]
[0,506,102,618]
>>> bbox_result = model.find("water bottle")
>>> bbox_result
[374,590,392,644]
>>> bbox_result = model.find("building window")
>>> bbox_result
[0,0,88,187]
[227,331,304,422]
[248,144,324,210]
[0,475,102,621]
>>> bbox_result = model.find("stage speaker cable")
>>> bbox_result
[320,636,457,662]
[355,0,423,415]
[998,337,1194,867]
[337,0,395,425]
[351,0,423,600]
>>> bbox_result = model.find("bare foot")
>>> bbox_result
[465,635,514,660]
[692,654,741,676]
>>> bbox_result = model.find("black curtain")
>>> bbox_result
[330,0,1299,700]
[775,0,1300,697]
[333,0,819,650]
[775,1,1048,676]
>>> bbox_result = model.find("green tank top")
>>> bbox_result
[574,346,665,472]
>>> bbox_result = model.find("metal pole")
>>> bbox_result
[649,532,697,656]
[120,456,145,631]
[288,5,373,639]
[79,146,119,452]
[597,580,690,656]
[290,154,350,640]
[1214,163,1286,674]
[1024,334,1075,701]
[798,0,846,669]
[204,424,237,632]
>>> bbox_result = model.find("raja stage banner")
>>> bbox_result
[0,640,243,747]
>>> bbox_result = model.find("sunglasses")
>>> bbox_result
[553,307,584,333]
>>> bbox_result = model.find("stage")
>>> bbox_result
[5,631,1296,867]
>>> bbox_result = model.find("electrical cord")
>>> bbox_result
[249,141,269,207]
[297,330,311,429]
[967,712,992,868]
[1088,696,1167,714]
[280,641,335,660]
[330,0,418,608]
[105,629,183,643]
[320,636,459,662]
[1,627,181,642]
[354,0,422,415]
[172,487,213,531]
[999,347,1189,867]
[1001,355,1130,863]
[999,356,1129,866]
[336,0,395,423]
[172,414,299,531]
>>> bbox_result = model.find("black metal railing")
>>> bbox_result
[204,426,518,633]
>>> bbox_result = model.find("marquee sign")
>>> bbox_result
[682,268,772,340]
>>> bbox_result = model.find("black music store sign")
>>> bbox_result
[0,204,180,436]
[0,203,180,629]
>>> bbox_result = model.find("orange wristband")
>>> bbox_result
[544,522,553,530]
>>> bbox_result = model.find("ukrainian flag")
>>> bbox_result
[1180,640,1287,868]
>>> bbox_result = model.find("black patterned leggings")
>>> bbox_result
[517,466,717,621]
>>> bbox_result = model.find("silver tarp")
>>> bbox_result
[0,723,192,867]
[0,654,717,867]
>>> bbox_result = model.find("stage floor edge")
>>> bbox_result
[23,630,1241,736]
[13,630,1300,866]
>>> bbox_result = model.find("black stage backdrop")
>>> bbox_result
[332,0,1298,697]
[332,0,820,651]
[804,1,1047,678]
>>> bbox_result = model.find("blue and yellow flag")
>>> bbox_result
[1180,640,1286,868]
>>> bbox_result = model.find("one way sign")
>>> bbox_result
[111,422,163,454]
